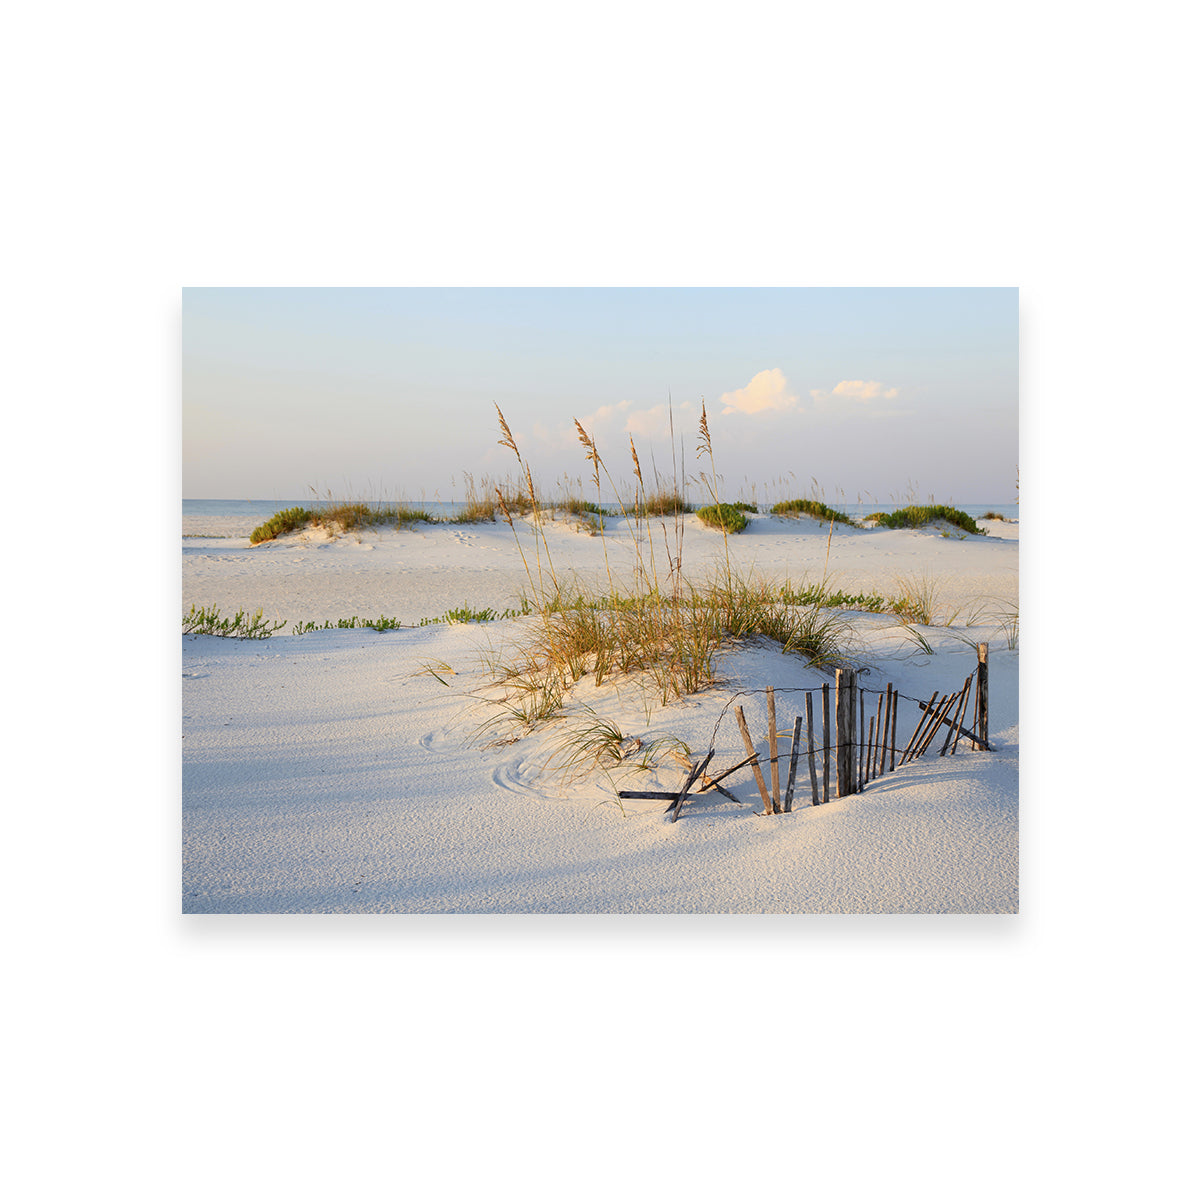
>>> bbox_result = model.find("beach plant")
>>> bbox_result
[996,599,1019,649]
[696,503,749,534]
[891,573,942,625]
[250,506,313,544]
[869,505,983,535]
[771,498,858,526]
[290,615,408,634]
[184,604,286,639]
[898,625,935,655]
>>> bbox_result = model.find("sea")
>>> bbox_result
[183,497,1020,539]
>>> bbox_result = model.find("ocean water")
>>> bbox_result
[183,497,1020,538]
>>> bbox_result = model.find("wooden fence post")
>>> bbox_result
[836,669,857,797]
[805,691,820,806]
[822,683,831,803]
[882,684,894,773]
[767,686,781,813]
[977,642,990,750]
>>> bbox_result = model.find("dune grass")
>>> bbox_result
[249,501,435,544]
[771,498,858,525]
[868,504,982,535]
[469,404,863,744]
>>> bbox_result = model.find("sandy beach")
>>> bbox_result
[183,508,1018,913]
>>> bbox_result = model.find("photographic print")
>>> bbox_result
[183,287,1018,913]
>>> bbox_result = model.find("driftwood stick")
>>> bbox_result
[736,706,775,814]
[783,714,802,813]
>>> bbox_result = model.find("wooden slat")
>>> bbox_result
[736,706,775,815]
[941,676,973,755]
[783,714,802,813]
[805,691,820,806]
[900,690,939,764]
[822,683,830,803]
[889,689,899,771]
[914,696,985,749]
[836,669,856,798]
[671,749,715,821]
[874,692,885,778]
[858,688,866,789]
[881,684,893,773]
[767,686,781,813]
[917,693,957,758]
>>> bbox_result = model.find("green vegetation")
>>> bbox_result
[867,504,983,535]
[249,502,435,544]
[290,615,408,635]
[771,498,857,526]
[249,506,313,544]
[631,490,692,517]
[697,503,749,534]
[183,604,287,639]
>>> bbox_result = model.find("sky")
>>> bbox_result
[183,287,1017,506]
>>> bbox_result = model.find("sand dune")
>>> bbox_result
[182,511,1018,913]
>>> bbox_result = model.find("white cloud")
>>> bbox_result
[719,368,798,415]
[811,379,900,405]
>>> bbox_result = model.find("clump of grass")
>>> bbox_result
[869,505,983,535]
[771,498,858,526]
[314,502,435,532]
[250,506,313,544]
[473,406,863,747]
[891,573,942,625]
[696,503,749,534]
[184,604,286,638]
[633,490,692,517]
[981,511,1008,521]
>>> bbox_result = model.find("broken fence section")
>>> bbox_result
[618,643,993,819]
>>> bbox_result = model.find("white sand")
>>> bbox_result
[183,511,1018,913]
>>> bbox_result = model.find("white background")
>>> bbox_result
[6,2,1193,1197]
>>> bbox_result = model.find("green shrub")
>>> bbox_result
[771,499,857,526]
[697,503,748,533]
[249,506,313,544]
[869,505,982,535]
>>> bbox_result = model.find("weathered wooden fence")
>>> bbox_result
[620,643,992,820]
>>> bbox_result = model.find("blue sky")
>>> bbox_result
[183,287,1017,505]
